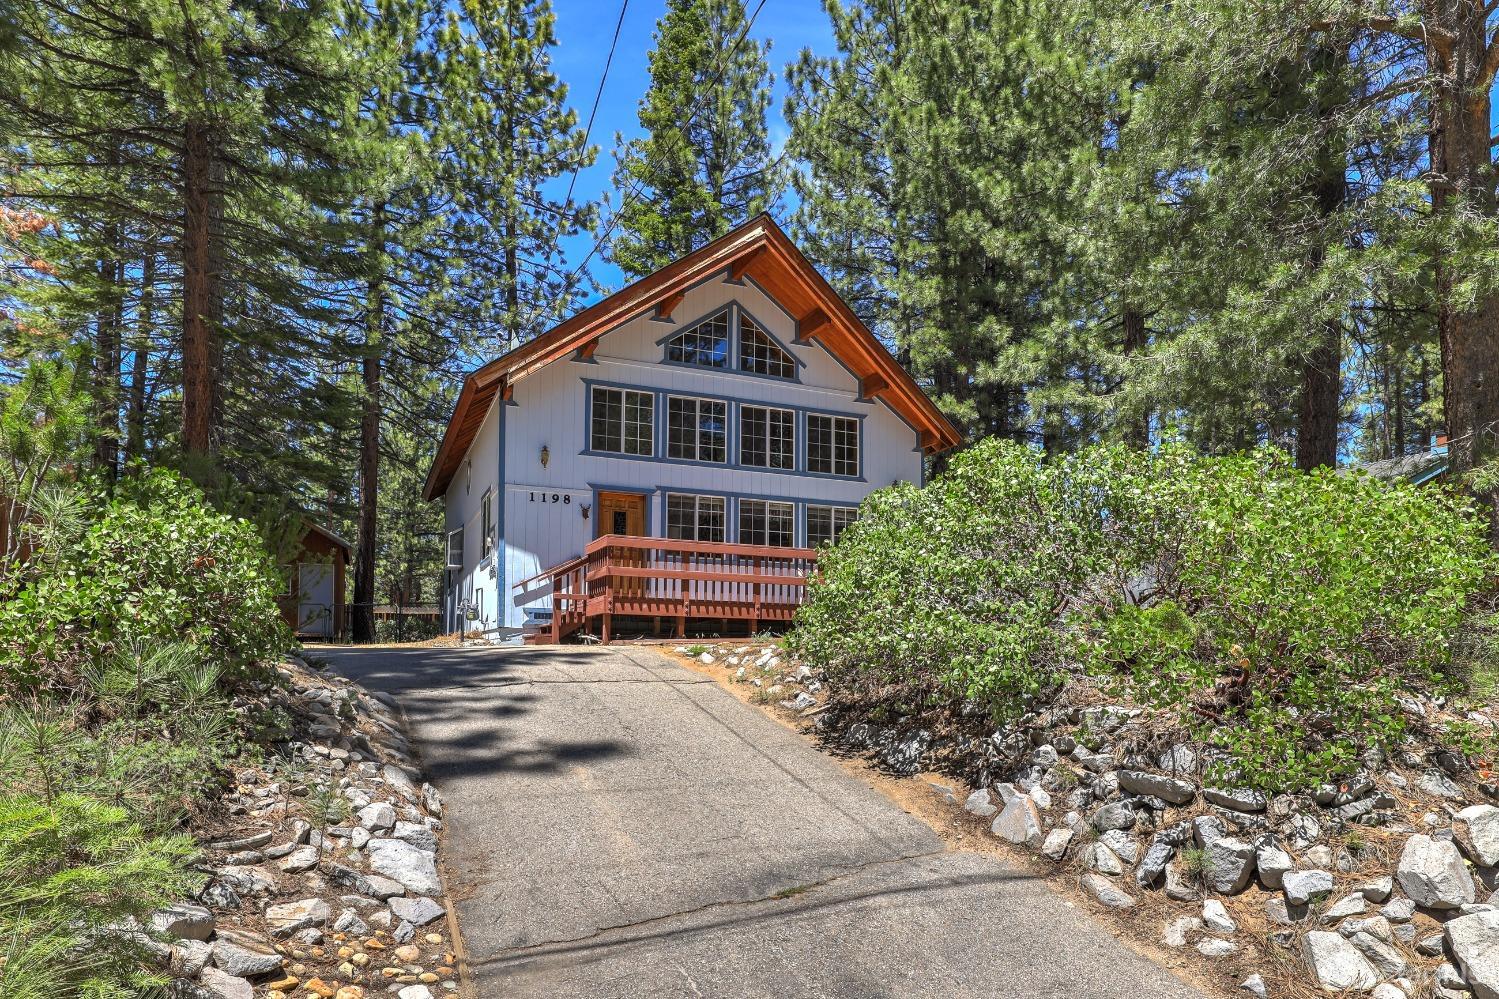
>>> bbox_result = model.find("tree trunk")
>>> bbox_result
[1427,2,1499,537]
[94,243,124,479]
[1121,307,1150,449]
[126,252,153,461]
[181,119,223,457]
[352,204,387,645]
[1296,43,1347,471]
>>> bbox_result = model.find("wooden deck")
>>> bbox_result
[515,534,817,645]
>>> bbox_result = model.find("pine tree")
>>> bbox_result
[609,0,782,279]
[436,0,597,352]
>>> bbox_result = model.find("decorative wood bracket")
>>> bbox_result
[574,338,600,361]
[860,373,890,400]
[654,290,685,322]
[795,307,830,345]
[500,381,515,404]
[919,430,938,451]
[726,246,765,284]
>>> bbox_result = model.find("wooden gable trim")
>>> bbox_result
[653,290,686,322]
[423,215,961,500]
[726,246,765,284]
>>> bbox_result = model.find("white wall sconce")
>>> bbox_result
[540,444,551,468]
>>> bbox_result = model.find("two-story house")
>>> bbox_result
[422,215,960,642]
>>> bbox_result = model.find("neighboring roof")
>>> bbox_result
[422,215,963,501]
[1351,445,1449,486]
[302,521,353,561]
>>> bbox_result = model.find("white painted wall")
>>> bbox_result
[443,272,925,636]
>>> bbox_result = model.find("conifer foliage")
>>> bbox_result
[609,0,784,279]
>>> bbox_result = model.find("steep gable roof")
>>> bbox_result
[423,215,961,500]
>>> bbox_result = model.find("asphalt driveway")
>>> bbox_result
[321,643,1207,999]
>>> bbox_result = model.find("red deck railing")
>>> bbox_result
[514,534,818,644]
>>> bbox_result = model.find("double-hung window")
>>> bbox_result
[807,414,859,476]
[806,505,857,548]
[665,493,726,542]
[739,499,794,547]
[740,405,794,470]
[666,396,728,463]
[591,386,654,455]
[445,528,464,568]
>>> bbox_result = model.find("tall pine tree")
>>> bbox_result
[609,0,782,279]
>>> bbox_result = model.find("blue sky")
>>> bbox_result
[547,0,836,297]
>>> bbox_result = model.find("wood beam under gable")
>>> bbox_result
[725,246,766,284]
[654,290,685,322]
[795,307,830,345]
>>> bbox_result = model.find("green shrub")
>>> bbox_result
[1084,447,1492,790]
[790,439,1135,724]
[0,469,290,694]
[792,440,1494,791]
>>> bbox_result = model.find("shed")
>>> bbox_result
[278,522,351,640]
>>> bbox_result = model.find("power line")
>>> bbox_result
[541,0,773,327]
[563,0,629,208]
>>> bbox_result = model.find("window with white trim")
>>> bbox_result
[665,493,726,542]
[807,414,859,476]
[666,396,727,463]
[806,505,857,549]
[740,405,794,469]
[739,499,794,547]
[480,488,494,556]
[591,386,654,455]
[446,528,464,568]
[665,309,730,368]
[739,313,794,378]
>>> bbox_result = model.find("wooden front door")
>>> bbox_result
[597,491,646,538]
[597,491,648,600]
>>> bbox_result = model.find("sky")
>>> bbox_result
[546,0,837,298]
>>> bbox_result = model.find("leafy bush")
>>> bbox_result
[793,440,1495,791]
[790,439,1134,725]
[1084,448,1492,790]
[0,468,290,694]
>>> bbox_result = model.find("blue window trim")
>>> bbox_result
[738,401,797,473]
[736,303,806,376]
[655,304,733,372]
[662,392,731,466]
[584,382,658,459]
[656,300,804,385]
[805,410,864,479]
[580,376,868,482]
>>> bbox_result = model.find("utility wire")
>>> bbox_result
[563,0,630,207]
[532,0,774,334]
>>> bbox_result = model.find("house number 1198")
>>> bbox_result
[529,492,571,504]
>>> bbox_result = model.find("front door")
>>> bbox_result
[596,491,646,538]
[596,491,648,598]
